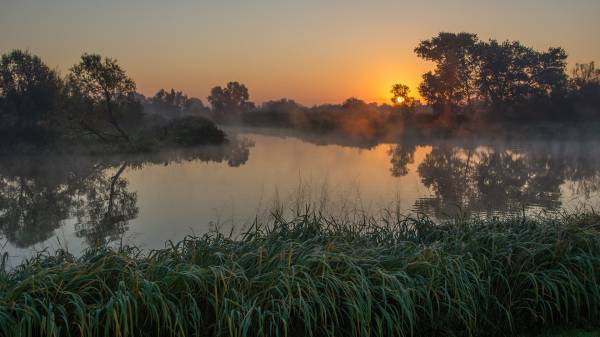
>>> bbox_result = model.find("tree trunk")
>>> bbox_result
[104,92,131,143]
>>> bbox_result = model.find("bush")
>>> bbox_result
[160,116,226,146]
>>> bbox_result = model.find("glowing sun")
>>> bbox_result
[395,96,405,104]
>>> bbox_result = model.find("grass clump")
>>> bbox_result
[1,211,600,337]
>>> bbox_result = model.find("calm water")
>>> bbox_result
[2,127,600,262]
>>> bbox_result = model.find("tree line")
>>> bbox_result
[210,33,600,133]
[407,32,600,122]
[2,32,600,150]
[0,51,236,149]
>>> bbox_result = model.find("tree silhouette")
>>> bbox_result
[390,83,414,105]
[572,62,600,89]
[208,82,254,122]
[66,54,139,141]
[415,33,479,115]
[149,89,209,118]
[0,50,62,140]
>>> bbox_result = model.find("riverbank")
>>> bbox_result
[2,211,600,336]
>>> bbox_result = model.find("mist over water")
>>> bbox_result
[2,127,600,263]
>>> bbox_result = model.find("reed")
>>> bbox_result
[1,211,600,337]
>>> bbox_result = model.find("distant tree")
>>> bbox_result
[152,88,188,113]
[0,50,62,137]
[149,88,208,117]
[390,83,415,105]
[341,97,368,109]
[415,32,479,114]
[572,62,600,90]
[184,97,208,115]
[208,82,254,122]
[66,54,139,141]
[247,98,305,127]
[569,62,600,117]
[260,98,303,113]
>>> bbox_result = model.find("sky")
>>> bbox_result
[1,0,599,105]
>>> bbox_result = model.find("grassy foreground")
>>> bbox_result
[2,212,600,337]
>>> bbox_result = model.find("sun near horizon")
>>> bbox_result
[2,0,599,106]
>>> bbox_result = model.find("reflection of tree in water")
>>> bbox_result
[0,177,73,248]
[389,141,600,219]
[388,144,417,177]
[0,138,253,248]
[415,146,475,217]
[73,163,138,247]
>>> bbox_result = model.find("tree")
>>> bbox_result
[341,97,367,109]
[208,82,254,122]
[152,88,188,113]
[415,32,479,114]
[415,33,572,121]
[473,40,568,115]
[569,62,600,117]
[390,83,414,105]
[149,88,209,117]
[474,40,535,107]
[0,50,62,137]
[572,62,600,90]
[66,54,138,141]
[533,47,568,99]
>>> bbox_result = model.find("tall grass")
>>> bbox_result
[1,211,600,337]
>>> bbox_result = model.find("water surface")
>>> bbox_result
[2,128,600,262]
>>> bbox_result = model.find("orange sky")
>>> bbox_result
[1,0,599,105]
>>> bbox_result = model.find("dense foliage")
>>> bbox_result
[2,212,600,337]
[414,33,575,121]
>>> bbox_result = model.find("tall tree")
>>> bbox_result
[415,32,479,114]
[66,54,137,141]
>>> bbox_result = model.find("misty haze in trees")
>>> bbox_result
[197,32,599,137]
[2,31,600,152]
